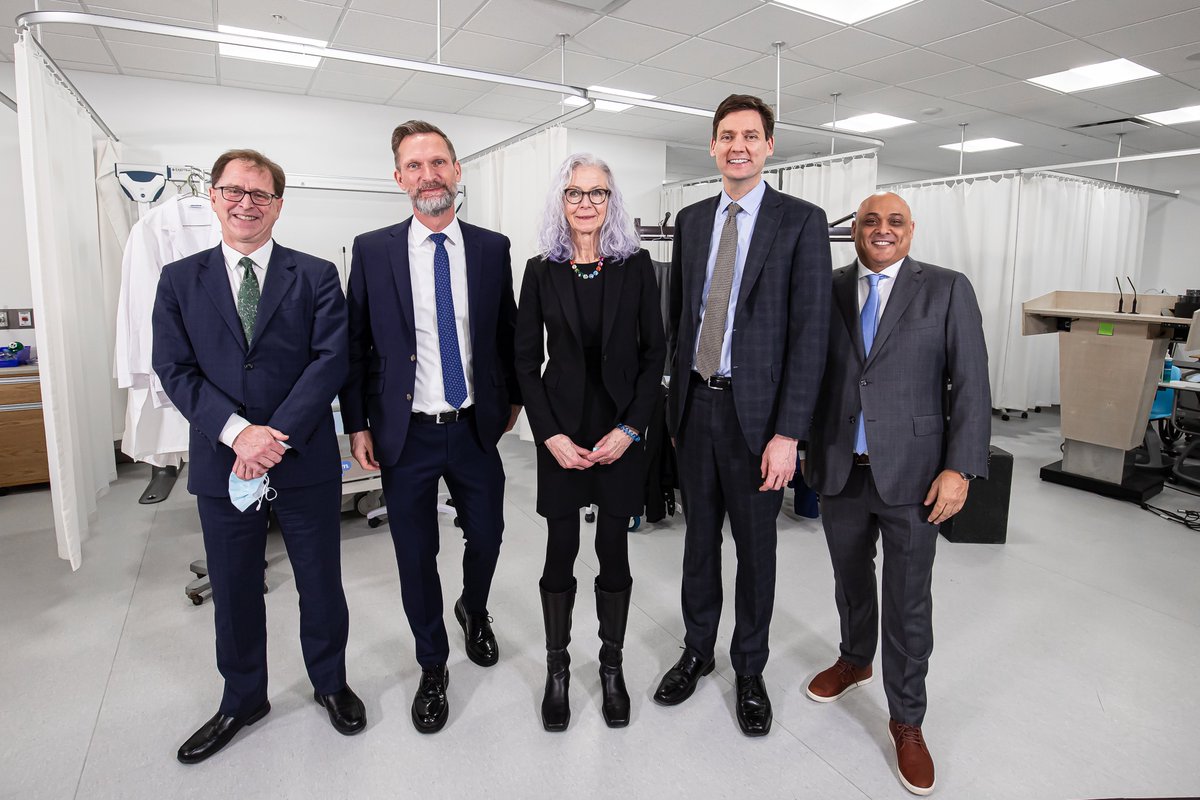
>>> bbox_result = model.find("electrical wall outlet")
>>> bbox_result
[0,310,8,328]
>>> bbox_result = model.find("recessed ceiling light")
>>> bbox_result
[822,113,915,132]
[1027,58,1157,93]
[218,43,322,69]
[767,0,922,25]
[1139,105,1200,125]
[587,85,656,100]
[939,138,1022,152]
[564,96,632,113]
[217,24,327,48]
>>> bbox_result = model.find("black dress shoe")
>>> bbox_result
[735,674,772,737]
[314,685,366,736]
[411,665,449,734]
[454,597,499,667]
[653,652,714,706]
[177,701,270,764]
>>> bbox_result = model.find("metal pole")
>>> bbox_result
[436,0,442,64]
[830,92,840,155]
[558,33,568,109]
[1114,132,1124,182]
[958,122,967,175]
[773,41,784,120]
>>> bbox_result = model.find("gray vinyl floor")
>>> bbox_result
[2,410,1199,800]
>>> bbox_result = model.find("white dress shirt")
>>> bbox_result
[856,256,905,322]
[219,240,274,448]
[409,216,475,414]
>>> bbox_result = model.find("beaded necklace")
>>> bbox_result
[569,256,604,280]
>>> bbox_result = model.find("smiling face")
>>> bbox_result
[852,192,915,273]
[563,165,609,242]
[210,159,282,254]
[710,108,774,197]
[393,132,461,224]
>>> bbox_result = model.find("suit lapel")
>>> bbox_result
[687,195,721,325]
[833,264,863,362]
[601,254,627,349]
[388,220,416,338]
[248,245,296,352]
[461,222,482,345]
[865,257,923,369]
[548,257,583,345]
[198,246,247,350]
[735,184,782,308]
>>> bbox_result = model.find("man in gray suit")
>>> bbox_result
[805,192,990,796]
[654,94,831,736]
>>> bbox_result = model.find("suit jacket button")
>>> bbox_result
[849,416,855,423]
[406,393,413,401]
[860,379,868,386]
[410,354,417,361]
[244,363,253,370]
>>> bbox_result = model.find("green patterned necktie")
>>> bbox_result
[237,256,261,345]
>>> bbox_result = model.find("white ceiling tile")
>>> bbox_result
[521,50,634,86]
[659,78,755,110]
[1175,67,1200,90]
[1030,0,1200,38]
[215,0,342,41]
[572,111,670,135]
[1134,43,1200,77]
[37,32,113,67]
[390,73,490,112]
[1002,94,1127,128]
[986,0,1070,12]
[90,0,213,24]
[333,11,437,60]
[108,41,216,78]
[98,28,216,54]
[700,3,840,52]
[223,78,308,95]
[570,17,688,63]
[846,85,967,119]
[602,64,701,96]
[1078,75,1200,116]
[645,37,760,75]
[459,89,557,120]
[120,68,216,86]
[463,0,598,46]
[901,66,1015,97]
[845,48,966,84]
[611,0,759,37]
[982,39,1115,79]
[953,79,1066,109]
[439,31,545,73]
[926,17,1068,63]
[219,57,316,90]
[487,83,564,102]
[788,28,908,71]
[714,55,825,93]
[58,59,122,74]
[347,0,481,28]
[309,65,405,102]
[1086,10,1200,58]
[786,72,887,102]
[859,0,1014,47]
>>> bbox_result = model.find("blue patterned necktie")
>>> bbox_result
[429,232,468,409]
[854,272,888,455]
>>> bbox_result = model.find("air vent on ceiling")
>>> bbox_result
[1069,117,1152,133]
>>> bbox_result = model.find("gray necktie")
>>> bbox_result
[695,202,741,379]
[237,256,260,345]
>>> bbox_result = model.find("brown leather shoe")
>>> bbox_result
[889,719,935,795]
[805,658,873,702]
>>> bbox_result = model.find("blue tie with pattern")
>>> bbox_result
[429,232,468,409]
[854,272,888,455]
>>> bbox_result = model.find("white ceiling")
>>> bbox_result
[3,0,1200,180]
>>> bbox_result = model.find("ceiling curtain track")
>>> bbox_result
[15,27,118,141]
[663,147,881,191]
[0,90,16,112]
[15,10,885,150]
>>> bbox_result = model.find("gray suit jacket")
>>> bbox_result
[808,257,991,506]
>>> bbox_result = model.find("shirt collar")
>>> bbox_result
[718,179,767,218]
[411,215,463,247]
[856,256,905,281]
[222,240,274,271]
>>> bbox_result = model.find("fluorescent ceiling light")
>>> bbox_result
[1027,58,1157,93]
[218,43,322,68]
[1139,104,1200,125]
[217,24,327,48]
[769,0,921,25]
[587,85,656,100]
[564,96,632,113]
[823,113,915,133]
[940,138,1022,153]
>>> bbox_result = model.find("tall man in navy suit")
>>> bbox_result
[153,149,364,764]
[805,192,990,796]
[654,95,832,736]
[340,121,521,734]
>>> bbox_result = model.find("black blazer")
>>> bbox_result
[515,249,666,444]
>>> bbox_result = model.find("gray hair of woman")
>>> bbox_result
[537,152,640,263]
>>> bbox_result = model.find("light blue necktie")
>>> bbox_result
[854,273,888,455]
[429,232,468,409]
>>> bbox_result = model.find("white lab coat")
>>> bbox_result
[115,195,221,467]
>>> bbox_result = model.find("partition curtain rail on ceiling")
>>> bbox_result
[663,148,881,190]
[0,90,16,112]
[16,27,118,141]
[15,10,885,150]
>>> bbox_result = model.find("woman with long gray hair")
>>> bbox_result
[515,153,665,732]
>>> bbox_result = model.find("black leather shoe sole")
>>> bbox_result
[454,599,499,668]
[177,701,270,764]
[652,658,714,706]
[313,690,366,736]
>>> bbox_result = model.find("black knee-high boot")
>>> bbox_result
[595,578,632,728]
[540,580,575,732]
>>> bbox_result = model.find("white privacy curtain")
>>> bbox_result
[894,173,1148,411]
[15,38,118,570]
[780,151,878,267]
[459,126,568,440]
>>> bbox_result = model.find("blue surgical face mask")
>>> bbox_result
[228,471,276,512]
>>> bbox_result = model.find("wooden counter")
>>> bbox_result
[0,365,50,488]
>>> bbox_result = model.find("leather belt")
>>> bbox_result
[852,453,871,466]
[692,372,732,390]
[412,407,474,424]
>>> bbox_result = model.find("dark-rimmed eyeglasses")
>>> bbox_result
[215,185,280,206]
[564,188,611,205]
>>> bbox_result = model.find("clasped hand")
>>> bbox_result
[232,425,289,479]
[545,426,635,470]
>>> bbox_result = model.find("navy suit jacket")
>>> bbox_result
[807,257,992,505]
[339,218,521,465]
[152,243,349,497]
[666,183,832,453]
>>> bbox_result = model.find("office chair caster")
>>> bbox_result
[628,516,642,532]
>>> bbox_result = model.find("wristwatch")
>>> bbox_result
[958,472,976,481]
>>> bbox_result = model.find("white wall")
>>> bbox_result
[1,64,35,350]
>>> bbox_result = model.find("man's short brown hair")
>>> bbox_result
[211,149,286,196]
[391,120,458,167]
[711,94,775,142]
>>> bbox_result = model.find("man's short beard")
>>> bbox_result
[412,184,456,216]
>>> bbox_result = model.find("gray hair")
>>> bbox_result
[536,152,640,263]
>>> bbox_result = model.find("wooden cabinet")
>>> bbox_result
[0,366,51,488]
